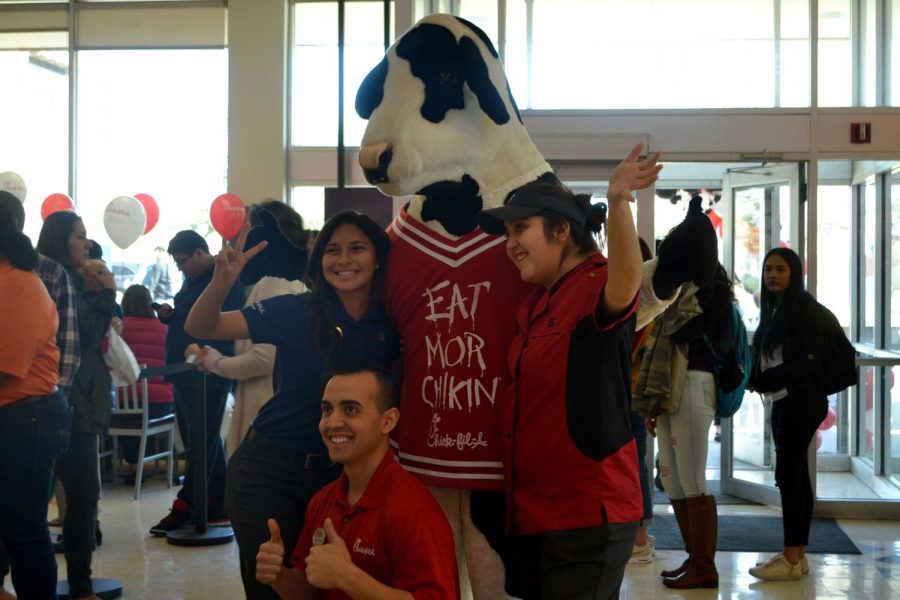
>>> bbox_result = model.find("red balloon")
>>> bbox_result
[134,193,159,234]
[210,193,246,240]
[41,193,74,221]
[818,407,837,431]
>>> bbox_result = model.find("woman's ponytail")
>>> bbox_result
[0,214,38,271]
[583,197,608,234]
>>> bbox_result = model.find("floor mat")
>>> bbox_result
[652,514,861,554]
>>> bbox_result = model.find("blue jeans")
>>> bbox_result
[629,411,653,524]
[0,391,72,599]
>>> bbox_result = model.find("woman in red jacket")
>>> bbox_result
[477,143,660,600]
[120,284,174,484]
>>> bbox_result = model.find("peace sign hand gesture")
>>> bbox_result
[212,222,268,291]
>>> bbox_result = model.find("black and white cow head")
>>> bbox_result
[356,14,552,237]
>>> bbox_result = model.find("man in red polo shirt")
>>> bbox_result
[255,362,459,599]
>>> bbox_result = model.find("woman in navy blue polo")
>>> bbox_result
[477,143,661,600]
[184,210,399,600]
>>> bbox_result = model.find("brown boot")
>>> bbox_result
[664,495,718,589]
[660,498,691,579]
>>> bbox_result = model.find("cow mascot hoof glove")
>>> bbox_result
[357,14,716,599]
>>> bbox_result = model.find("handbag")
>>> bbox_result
[103,326,141,387]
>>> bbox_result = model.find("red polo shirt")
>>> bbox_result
[291,450,460,599]
[504,255,643,535]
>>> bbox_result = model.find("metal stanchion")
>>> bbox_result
[167,368,233,546]
[57,578,123,600]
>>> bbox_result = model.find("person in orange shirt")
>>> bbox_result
[0,200,73,599]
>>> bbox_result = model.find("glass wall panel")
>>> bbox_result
[894,0,900,104]
[818,0,852,106]
[817,185,853,327]
[891,170,900,349]
[291,185,326,231]
[76,49,228,283]
[0,50,69,241]
[781,0,812,107]
[892,364,900,480]
[862,179,877,344]
[817,184,853,459]
[503,0,528,107]
[457,0,499,42]
[344,2,394,146]
[293,2,338,146]
[860,365,875,462]
[734,187,765,331]
[862,0,878,106]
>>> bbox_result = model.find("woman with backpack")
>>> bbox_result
[748,247,828,582]
[639,262,734,590]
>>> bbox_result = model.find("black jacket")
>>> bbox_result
[68,271,116,434]
[750,291,826,401]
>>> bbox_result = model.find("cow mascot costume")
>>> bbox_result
[354,14,717,598]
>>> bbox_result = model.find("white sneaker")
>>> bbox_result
[755,554,809,575]
[628,535,655,565]
[749,554,803,581]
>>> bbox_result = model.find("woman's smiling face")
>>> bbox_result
[321,223,377,300]
[504,216,565,289]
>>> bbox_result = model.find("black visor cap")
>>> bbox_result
[477,186,586,235]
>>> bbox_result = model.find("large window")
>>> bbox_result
[76,49,228,267]
[890,169,900,349]
[505,0,810,109]
[819,0,853,106]
[0,49,69,241]
[894,0,900,104]
[416,0,498,40]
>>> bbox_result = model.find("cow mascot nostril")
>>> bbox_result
[360,144,393,185]
[350,13,718,599]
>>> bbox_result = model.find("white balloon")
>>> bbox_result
[0,171,27,202]
[104,195,147,249]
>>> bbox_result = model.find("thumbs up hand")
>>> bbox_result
[256,519,285,584]
[305,519,353,589]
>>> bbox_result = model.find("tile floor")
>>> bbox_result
[3,475,899,599]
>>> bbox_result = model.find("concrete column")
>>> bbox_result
[227,0,289,205]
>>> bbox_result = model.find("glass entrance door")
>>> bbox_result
[720,164,802,505]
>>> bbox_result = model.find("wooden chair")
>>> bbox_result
[109,370,175,500]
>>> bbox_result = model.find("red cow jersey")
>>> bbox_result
[385,208,535,490]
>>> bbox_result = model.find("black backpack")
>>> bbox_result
[817,301,858,395]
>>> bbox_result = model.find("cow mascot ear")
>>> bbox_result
[356,56,388,120]
[457,34,509,125]
[240,209,308,286]
[652,195,718,300]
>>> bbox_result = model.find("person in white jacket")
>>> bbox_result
[192,200,308,457]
